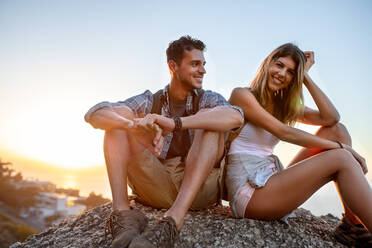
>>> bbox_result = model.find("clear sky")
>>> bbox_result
[0,0,371,173]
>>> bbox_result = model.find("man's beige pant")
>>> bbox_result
[127,150,224,210]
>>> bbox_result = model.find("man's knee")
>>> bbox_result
[104,129,128,146]
[105,129,128,140]
[194,130,224,150]
[191,130,225,163]
[194,129,223,141]
[103,129,131,155]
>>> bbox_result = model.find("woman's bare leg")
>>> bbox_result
[289,123,361,225]
[244,148,372,231]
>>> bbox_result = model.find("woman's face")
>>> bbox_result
[267,55,296,93]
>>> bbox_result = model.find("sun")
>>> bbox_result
[0,103,106,169]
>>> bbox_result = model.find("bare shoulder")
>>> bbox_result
[231,87,254,97]
[230,87,257,106]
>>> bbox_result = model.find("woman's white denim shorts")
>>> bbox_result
[225,153,284,218]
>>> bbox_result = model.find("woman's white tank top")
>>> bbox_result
[228,122,280,157]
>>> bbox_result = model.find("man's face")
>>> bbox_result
[172,49,206,90]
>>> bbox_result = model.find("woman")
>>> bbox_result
[226,43,372,247]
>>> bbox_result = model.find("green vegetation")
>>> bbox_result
[44,212,63,225]
[77,191,110,209]
[0,158,110,246]
[0,213,37,248]
[4,222,36,241]
[0,159,39,212]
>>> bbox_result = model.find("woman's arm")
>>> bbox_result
[229,87,341,150]
[299,51,340,126]
[231,87,367,173]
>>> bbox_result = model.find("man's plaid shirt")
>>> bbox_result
[85,85,243,159]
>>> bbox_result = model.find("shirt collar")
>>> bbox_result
[163,84,199,100]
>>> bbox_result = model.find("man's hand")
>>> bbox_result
[151,114,176,136]
[132,113,179,156]
[135,114,176,134]
[131,115,165,156]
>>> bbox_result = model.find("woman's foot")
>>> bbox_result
[334,215,372,247]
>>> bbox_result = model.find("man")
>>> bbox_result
[85,35,243,248]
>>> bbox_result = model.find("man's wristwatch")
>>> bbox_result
[173,116,182,132]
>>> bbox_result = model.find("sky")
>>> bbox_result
[0,1,371,172]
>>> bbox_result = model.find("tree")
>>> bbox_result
[77,192,110,209]
[0,158,38,211]
[0,159,13,182]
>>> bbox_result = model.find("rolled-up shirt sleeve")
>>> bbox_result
[84,101,114,123]
[84,90,154,123]
[199,90,244,117]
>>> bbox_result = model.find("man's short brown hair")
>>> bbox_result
[166,35,206,65]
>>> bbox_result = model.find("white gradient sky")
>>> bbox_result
[0,0,371,174]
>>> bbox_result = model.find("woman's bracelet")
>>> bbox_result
[336,141,344,149]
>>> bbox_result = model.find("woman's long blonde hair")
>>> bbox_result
[250,43,307,126]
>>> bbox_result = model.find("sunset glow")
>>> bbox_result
[0,98,105,169]
[1,1,371,218]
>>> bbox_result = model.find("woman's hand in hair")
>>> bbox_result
[342,144,368,174]
[304,51,315,72]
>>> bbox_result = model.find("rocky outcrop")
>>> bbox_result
[11,197,345,248]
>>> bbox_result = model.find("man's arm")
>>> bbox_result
[135,90,244,133]
[84,90,153,130]
[181,106,243,131]
[86,103,164,156]
[190,90,244,131]
[139,106,243,135]
[86,105,135,130]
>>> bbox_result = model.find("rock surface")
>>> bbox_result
[11,197,346,248]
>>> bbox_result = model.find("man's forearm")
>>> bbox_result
[180,106,243,131]
[86,106,135,130]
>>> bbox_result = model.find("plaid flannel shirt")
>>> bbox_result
[85,85,243,159]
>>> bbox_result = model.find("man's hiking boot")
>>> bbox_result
[105,209,148,248]
[128,216,179,248]
[334,215,372,248]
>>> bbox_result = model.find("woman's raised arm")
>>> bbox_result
[299,51,340,126]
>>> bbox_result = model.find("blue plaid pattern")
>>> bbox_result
[85,85,243,159]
